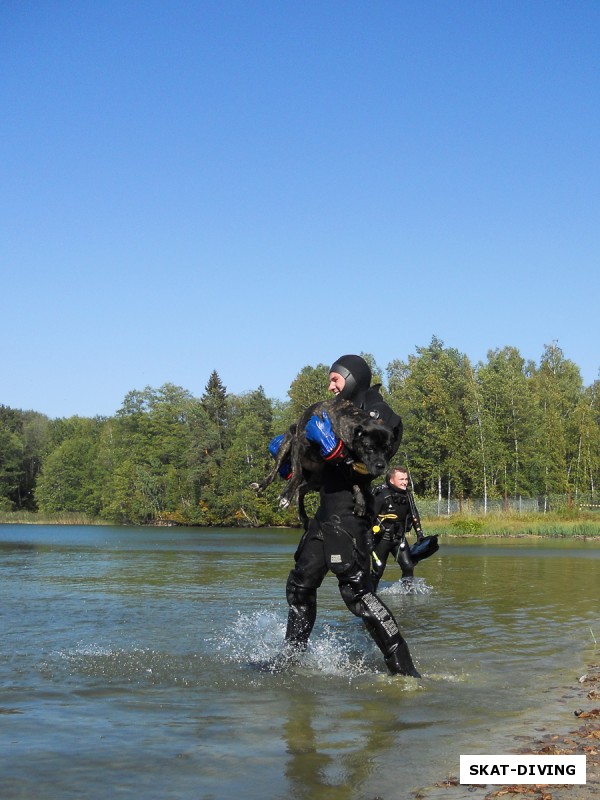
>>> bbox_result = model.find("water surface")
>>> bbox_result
[1,525,598,799]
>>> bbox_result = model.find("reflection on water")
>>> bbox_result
[1,525,598,800]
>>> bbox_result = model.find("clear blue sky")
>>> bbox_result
[2,0,599,419]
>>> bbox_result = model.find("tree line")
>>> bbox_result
[1,338,598,526]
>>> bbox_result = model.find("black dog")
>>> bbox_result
[252,397,399,528]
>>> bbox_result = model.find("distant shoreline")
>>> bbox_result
[1,510,600,538]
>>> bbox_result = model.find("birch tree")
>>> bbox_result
[530,342,583,501]
[386,336,472,507]
[571,379,600,499]
[476,347,536,500]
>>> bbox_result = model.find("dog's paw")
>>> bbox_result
[353,498,367,516]
[279,497,291,509]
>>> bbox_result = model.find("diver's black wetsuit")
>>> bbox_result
[371,481,423,591]
[284,383,420,677]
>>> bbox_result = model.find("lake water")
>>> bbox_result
[1,525,598,800]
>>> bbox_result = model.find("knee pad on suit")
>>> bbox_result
[338,569,372,616]
[285,574,317,612]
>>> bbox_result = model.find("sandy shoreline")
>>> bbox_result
[414,661,599,800]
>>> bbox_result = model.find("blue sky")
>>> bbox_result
[2,0,599,419]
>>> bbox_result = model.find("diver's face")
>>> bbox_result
[328,372,346,395]
[390,471,409,490]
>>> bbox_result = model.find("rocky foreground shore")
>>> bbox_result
[415,662,599,800]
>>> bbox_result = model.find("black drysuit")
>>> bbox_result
[371,481,423,591]
[284,387,420,676]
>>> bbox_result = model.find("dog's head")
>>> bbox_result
[349,420,396,477]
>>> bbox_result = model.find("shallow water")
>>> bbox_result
[1,525,598,799]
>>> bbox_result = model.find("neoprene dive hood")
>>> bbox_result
[329,354,372,406]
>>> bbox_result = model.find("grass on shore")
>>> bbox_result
[0,511,110,526]
[423,510,600,538]
[1,510,600,537]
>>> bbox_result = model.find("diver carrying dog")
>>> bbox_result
[371,466,439,591]
[269,354,421,677]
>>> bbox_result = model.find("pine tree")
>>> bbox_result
[201,370,228,450]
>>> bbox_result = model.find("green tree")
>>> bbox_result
[20,411,51,509]
[198,391,286,526]
[530,342,584,503]
[100,384,202,523]
[360,351,385,388]
[387,336,473,506]
[227,386,273,439]
[35,417,103,515]
[465,360,494,509]
[201,370,228,450]
[0,406,50,510]
[476,347,536,500]
[184,401,222,524]
[571,379,600,499]
[0,427,24,511]
[286,363,330,419]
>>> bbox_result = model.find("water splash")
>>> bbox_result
[379,577,433,596]
[210,608,287,664]
[212,609,381,679]
[302,624,374,677]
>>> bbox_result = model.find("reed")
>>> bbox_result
[0,511,111,526]
[422,510,600,538]
[1,510,599,537]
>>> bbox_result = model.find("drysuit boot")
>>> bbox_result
[284,604,316,650]
[384,640,421,678]
[257,604,315,674]
[284,577,318,650]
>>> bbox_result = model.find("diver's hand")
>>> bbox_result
[268,434,292,479]
[305,411,343,460]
